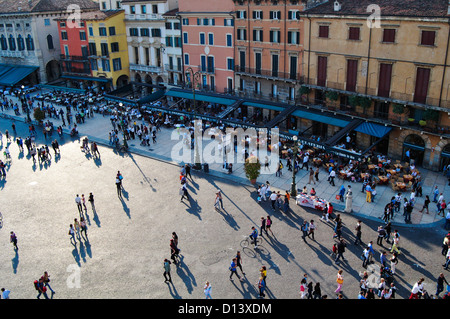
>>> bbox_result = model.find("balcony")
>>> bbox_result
[129,63,161,73]
[125,13,163,21]
[60,54,89,62]
[235,65,301,82]
[197,65,215,74]
[0,50,35,58]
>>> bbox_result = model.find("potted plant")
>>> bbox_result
[244,156,261,184]
[326,91,339,107]
[419,120,427,127]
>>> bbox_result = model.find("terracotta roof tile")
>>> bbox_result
[306,0,449,18]
[0,0,98,14]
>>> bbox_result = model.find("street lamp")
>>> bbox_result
[21,85,31,122]
[290,135,300,197]
[119,102,128,149]
[185,66,202,170]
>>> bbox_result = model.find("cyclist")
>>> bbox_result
[249,226,259,249]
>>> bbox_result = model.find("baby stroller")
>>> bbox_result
[380,266,394,286]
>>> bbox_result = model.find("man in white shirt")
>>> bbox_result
[409,278,424,299]
[269,192,278,210]
[329,169,336,186]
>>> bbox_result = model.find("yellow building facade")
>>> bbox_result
[84,10,130,89]
[301,0,450,171]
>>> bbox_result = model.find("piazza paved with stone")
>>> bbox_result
[0,91,449,299]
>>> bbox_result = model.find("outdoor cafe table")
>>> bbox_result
[368,164,377,170]
[396,182,406,190]
[387,169,396,175]
[378,176,389,184]
[403,175,413,182]
[361,173,370,179]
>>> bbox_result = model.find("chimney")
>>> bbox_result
[334,0,341,12]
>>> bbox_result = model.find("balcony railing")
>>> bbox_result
[60,54,89,61]
[197,65,215,74]
[0,50,35,58]
[130,63,161,73]
[235,65,301,82]
[125,13,163,21]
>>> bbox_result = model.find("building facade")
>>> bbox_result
[0,0,98,85]
[300,0,450,171]
[178,0,235,94]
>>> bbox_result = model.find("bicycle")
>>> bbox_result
[240,235,262,248]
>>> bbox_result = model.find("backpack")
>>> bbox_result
[34,280,39,291]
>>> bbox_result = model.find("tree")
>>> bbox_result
[33,107,45,123]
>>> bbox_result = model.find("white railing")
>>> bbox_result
[129,63,161,73]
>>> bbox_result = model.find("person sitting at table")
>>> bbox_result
[310,188,316,196]
[302,186,308,194]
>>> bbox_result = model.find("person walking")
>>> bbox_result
[81,194,87,211]
[301,220,309,242]
[180,183,189,201]
[10,231,18,250]
[35,277,49,299]
[116,177,122,197]
[419,195,430,214]
[384,222,392,244]
[235,251,245,276]
[391,230,401,254]
[362,246,370,268]
[80,217,88,240]
[42,271,55,295]
[390,252,399,275]
[335,239,347,263]
[215,190,224,209]
[204,281,212,299]
[170,239,180,264]
[409,278,425,299]
[335,270,344,294]
[68,224,76,244]
[163,259,172,283]
[74,218,81,240]
[377,226,386,246]
[1,288,11,299]
[258,276,266,298]
[308,167,316,185]
[88,192,95,211]
[314,166,320,182]
[338,185,345,203]
[75,194,83,213]
[354,220,362,245]
[249,226,259,249]
[260,217,268,236]
[266,216,274,236]
[313,282,322,299]
[308,220,316,240]
[328,169,336,186]
[436,273,449,298]
[229,258,243,281]
[299,278,307,299]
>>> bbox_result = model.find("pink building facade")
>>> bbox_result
[178,0,235,94]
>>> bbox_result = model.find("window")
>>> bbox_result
[166,36,173,47]
[289,56,297,80]
[200,55,206,71]
[109,27,116,36]
[319,25,329,38]
[421,30,436,46]
[173,23,180,30]
[346,59,358,92]
[101,59,110,72]
[79,31,86,41]
[253,29,263,42]
[199,32,205,45]
[348,27,360,40]
[130,6,135,14]
[100,43,109,56]
[140,28,150,37]
[152,4,158,13]
[81,46,88,57]
[174,37,181,47]
[208,33,214,45]
[99,27,107,36]
[60,22,66,28]
[89,42,97,55]
[46,34,53,50]
[182,18,189,25]
[91,59,98,71]
[287,31,299,44]
[227,57,234,70]
[269,30,280,43]
[382,28,396,43]
[165,22,172,30]
[44,19,50,26]
[151,28,161,37]
[112,58,122,71]
[237,10,247,19]
[129,28,138,36]
[252,10,263,19]
[61,31,68,40]
[116,1,121,9]
[101,2,106,10]
[203,18,209,26]
[17,35,25,51]
[414,67,431,104]
[317,56,328,87]
[378,63,393,98]
[224,18,234,26]
[184,53,189,65]
[272,54,279,77]
[26,35,34,51]
[183,32,188,43]
[141,5,146,14]
[237,28,247,41]
[88,26,93,36]
[0,35,6,50]
[288,10,300,20]
[226,34,232,47]
[111,42,119,52]
[269,11,281,20]
[207,56,214,73]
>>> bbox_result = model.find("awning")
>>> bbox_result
[138,89,165,104]
[165,89,237,106]
[354,122,392,138]
[0,65,39,86]
[242,101,284,112]
[61,75,111,83]
[291,109,350,128]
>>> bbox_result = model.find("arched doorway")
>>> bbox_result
[402,134,425,165]
[440,144,450,170]
[135,73,142,82]
[45,60,60,83]
[145,74,153,94]
[116,74,129,88]
[156,76,164,86]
